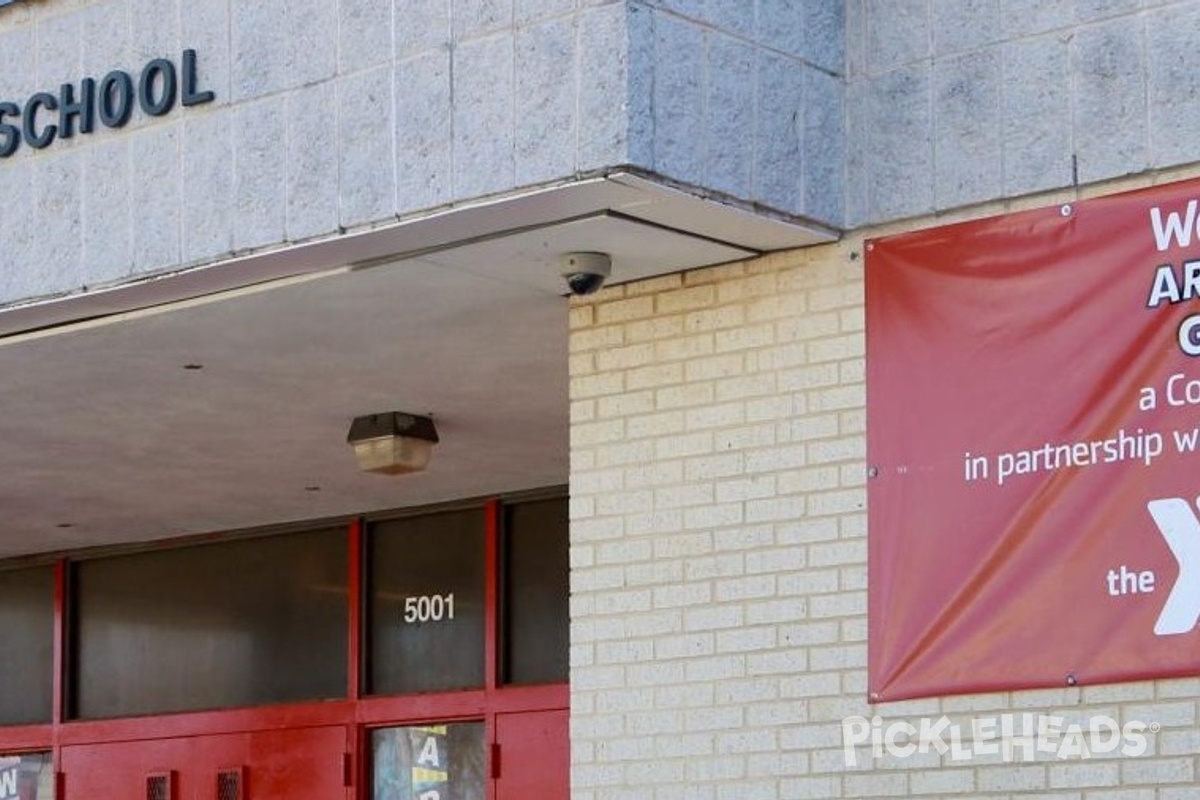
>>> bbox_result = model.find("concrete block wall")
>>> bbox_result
[0,0,850,310]
[17,1,1200,307]
[846,0,1200,228]
[0,0,639,306]
[568,175,1200,798]
[624,0,846,224]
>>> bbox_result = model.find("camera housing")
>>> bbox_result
[559,252,612,296]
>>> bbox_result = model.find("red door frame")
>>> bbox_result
[0,499,569,798]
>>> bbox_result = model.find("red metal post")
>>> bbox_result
[348,518,363,702]
[53,559,66,727]
[484,501,500,693]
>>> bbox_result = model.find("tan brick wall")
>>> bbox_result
[568,173,1200,799]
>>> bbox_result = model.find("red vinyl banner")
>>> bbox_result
[867,177,1200,701]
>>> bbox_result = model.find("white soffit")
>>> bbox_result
[0,172,835,339]
[0,173,837,557]
[0,259,571,557]
[416,213,755,291]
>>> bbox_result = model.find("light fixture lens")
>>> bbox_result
[347,412,439,475]
[351,436,434,475]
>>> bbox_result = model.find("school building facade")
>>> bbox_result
[1,1,1200,798]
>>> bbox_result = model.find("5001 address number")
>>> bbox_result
[403,593,456,623]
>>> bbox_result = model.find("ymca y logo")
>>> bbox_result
[1148,498,1200,635]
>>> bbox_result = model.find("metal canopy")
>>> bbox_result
[0,174,832,558]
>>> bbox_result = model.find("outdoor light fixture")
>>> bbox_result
[347,412,439,475]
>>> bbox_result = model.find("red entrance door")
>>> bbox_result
[495,709,569,800]
[60,725,347,799]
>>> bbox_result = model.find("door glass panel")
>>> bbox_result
[0,752,55,799]
[372,722,484,800]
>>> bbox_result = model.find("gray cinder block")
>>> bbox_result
[933,49,1002,208]
[1001,35,1072,196]
[233,97,286,251]
[452,34,515,197]
[339,0,393,74]
[181,112,233,263]
[129,126,181,274]
[395,50,453,214]
[1072,17,1147,183]
[287,81,339,240]
[338,65,395,228]
[516,17,578,185]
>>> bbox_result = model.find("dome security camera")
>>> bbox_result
[559,252,612,296]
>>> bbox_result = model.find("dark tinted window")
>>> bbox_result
[369,509,485,695]
[503,498,568,685]
[0,566,54,725]
[71,528,347,719]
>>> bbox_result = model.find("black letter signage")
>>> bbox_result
[0,50,213,159]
